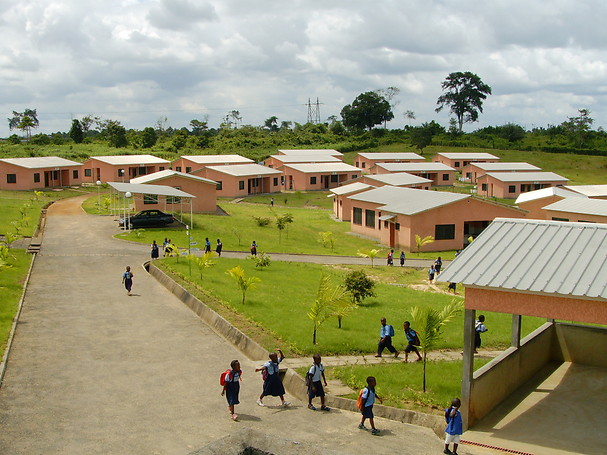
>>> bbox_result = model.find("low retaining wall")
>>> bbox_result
[148,261,446,437]
[553,323,607,368]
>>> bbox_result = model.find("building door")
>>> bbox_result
[389,222,395,248]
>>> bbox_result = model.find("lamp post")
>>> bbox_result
[187,225,191,276]
[125,191,132,231]
[96,180,102,214]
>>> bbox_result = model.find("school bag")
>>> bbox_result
[220,369,232,386]
[357,387,369,410]
[305,365,318,387]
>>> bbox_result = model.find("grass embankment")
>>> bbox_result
[157,257,545,356]
[0,249,31,358]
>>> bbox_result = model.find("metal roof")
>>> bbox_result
[283,162,360,173]
[435,152,499,160]
[437,218,607,300]
[108,182,195,198]
[329,182,375,196]
[267,155,341,164]
[0,156,82,168]
[357,152,424,161]
[278,149,343,156]
[204,163,281,176]
[349,186,468,215]
[376,162,455,172]
[89,155,169,165]
[483,172,568,183]
[543,197,607,217]
[515,186,584,204]
[564,185,607,198]
[180,154,253,164]
[469,162,541,171]
[364,172,432,186]
[130,170,216,185]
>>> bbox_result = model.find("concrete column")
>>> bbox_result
[461,308,476,430]
[511,314,522,348]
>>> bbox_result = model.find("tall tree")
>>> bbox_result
[189,119,208,136]
[140,127,158,148]
[69,119,84,143]
[436,72,492,132]
[561,109,594,148]
[8,109,39,140]
[404,110,416,126]
[101,120,128,147]
[340,91,394,131]
[264,116,279,132]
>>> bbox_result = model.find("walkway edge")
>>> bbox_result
[147,261,446,437]
[0,252,37,389]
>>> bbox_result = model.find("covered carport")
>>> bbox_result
[107,182,196,229]
[438,218,607,455]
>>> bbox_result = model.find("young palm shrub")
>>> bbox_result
[411,299,463,392]
[318,231,335,249]
[308,274,351,344]
[226,265,261,304]
[189,251,216,279]
[356,248,382,268]
[250,251,271,270]
[415,234,435,253]
[275,213,294,242]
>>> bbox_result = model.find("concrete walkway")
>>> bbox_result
[0,195,493,455]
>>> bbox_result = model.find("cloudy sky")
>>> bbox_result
[1,0,606,136]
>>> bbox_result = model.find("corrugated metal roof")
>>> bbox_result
[436,152,499,160]
[349,186,468,215]
[90,155,169,165]
[267,155,341,164]
[376,162,455,172]
[564,185,607,198]
[329,182,376,196]
[438,218,607,299]
[181,154,253,164]
[484,171,568,182]
[0,156,81,168]
[358,152,424,160]
[471,162,540,171]
[130,170,216,185]
[108,182,195,198]
[364,172,432,186]
[278,149,343,156]
[543,197,607,217]
[283,162,360,173]
[205,164,281,176]
[515,187,584,204]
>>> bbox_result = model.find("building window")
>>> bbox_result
[454,161,460,167]
[159,166,165,171]
[330,174,338,183]
[239,181,245,190]
[352,175,357,180]
[167,196,181,204]
[85,169,92,177]
[365,209,375,228]
[384,221,389,228]
[362,162,366,168]
[435,224,456,240]
[176,166,182,172]
[216,181,223,190]
[186,167,192,173]
[138,166,147,176]
[273,177,279,186]
[509,185,516,193]
[143,194,158,204]
[481,183,488,191]
[353,207,363,225]
[442,173,449,181]
[7,174,17,184]
[395,223,400,230]
[310,176,317,185]
[552,217,569,221]
[118,169,125,177]
[73,170,79,179]
[34,173,40,183]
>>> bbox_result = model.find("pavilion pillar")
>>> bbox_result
[461,308,476,430]
[511,314,522,348]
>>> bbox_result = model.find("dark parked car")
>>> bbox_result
[119,210,175,228]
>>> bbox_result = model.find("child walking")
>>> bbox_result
[122,266,133,296]
[358,376,382,435]
[221,360,242,421]
[444,398,463,455]
[307,354,329,411]
[474,315,488,354]
[255,348,289,407]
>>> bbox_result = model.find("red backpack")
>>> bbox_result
[357,387,368,410]
[220,369,233,386]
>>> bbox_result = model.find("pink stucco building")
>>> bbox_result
[0,157,83,190]
[264,154,341,170]
[173,155,254,174]
[354,152,425,170]
[515,187,583,219]
[281,162,362,191]
[198,164,282,197]
[433,152,499,169]
[477,172,569,199]
[462,162,540,183]
[372,162,455,186]
[277,149,343,158]
[82,155,170,183]
[329,182,376,221]
[360,173,432,190]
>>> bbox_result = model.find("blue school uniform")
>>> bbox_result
[262,358,285,397]
[361,387,376,418]
[307,363,325,398]
[123,271,133,291]
[224,370,241,406]
[445,407,463,435]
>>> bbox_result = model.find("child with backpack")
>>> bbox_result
[306,354,329,411]
[255,348,289,407]
[357,376,383,435]
[444,398,463,455]
[220,360,242,421]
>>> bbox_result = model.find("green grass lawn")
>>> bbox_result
[0,249,31,358]
[0,189,92,236]
[328,358,491,413]
[158,257,545,356]
[241,191,334,209]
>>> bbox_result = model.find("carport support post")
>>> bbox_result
[511,314,522,348]
[461,308,476,430]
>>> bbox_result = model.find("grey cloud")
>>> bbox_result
[147,0,217,30]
